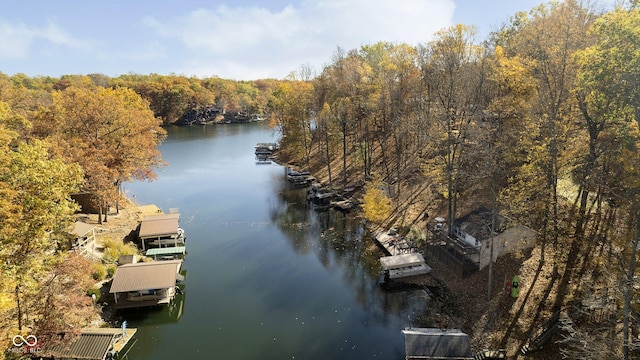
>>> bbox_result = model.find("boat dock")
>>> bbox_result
[373,228,417,256]
[145,246,187,260]
[380,253,431,280]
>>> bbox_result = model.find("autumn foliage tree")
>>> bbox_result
[0,113,95,348]
[34,85,166,222]
[361,175,392,225]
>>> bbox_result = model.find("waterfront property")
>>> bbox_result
[402,328,473,360]
[138,213,185,251]
[430,208,536,275]
[380,253,431,280]
[109,260,183,309]
[72,221,99,261]
[36,327,137,360]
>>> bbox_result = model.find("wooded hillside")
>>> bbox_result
[270,1,640,358]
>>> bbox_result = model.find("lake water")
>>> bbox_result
[121,123,429,359]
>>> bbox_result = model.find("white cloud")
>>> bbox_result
[0,19,93,60]
[144,0,455,79]
[121,39,166,61]
[0,21,32,59]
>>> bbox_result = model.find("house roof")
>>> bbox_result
[380,253,426,270]
[454,207,508,241]
[109,260,182,293]
[73,221,96,238]
[138,213,180,238]
[402,328,473,360]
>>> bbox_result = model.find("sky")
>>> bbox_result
[0,0,587,81]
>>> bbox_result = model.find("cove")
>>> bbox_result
[121,123,429,359]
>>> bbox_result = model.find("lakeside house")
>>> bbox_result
[109,260,183,309]
[137,213,185,251]
[431,207,536,276]
[402,328,473,360]
[72,221,98,261]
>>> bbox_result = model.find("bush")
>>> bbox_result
[101,237,141,263]
[106,264,117,278]
[91,263,107,281]
[86,288,101,302]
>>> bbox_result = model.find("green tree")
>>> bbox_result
[421,24,485,236]
[0,133,83,333]
[574,6,640,358]
[270,79,314,166]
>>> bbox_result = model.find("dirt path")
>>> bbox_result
[75,200,163,254]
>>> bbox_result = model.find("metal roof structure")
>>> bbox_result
[138,213,180,238]
[380,253,427,270]
[402,328,473,360]
[145,247,186,257]
[39,328,136,360]
[109,260,182,293]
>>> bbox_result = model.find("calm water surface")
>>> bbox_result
[122,123,429,359]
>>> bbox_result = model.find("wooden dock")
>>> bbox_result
[373,228,416,256]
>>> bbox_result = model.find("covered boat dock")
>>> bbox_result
[138,213,184,250]
[380,253,432,280]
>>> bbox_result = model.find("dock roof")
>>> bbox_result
[402,328,473,360]
[145,247,187,257]
[110,260,182,293]
[138,213,180,238]
[380,253,426,270]
[39,328,136,360]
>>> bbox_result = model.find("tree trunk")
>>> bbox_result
[623,207,640,360]
[324,128,332,189]
[342,116,348,186]
[488,207,496,300]
[15,285,22,330]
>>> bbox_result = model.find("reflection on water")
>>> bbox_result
[122,123,430,360]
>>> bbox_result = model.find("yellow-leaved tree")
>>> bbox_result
[0,109,97,351]
[361,175,392,225]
